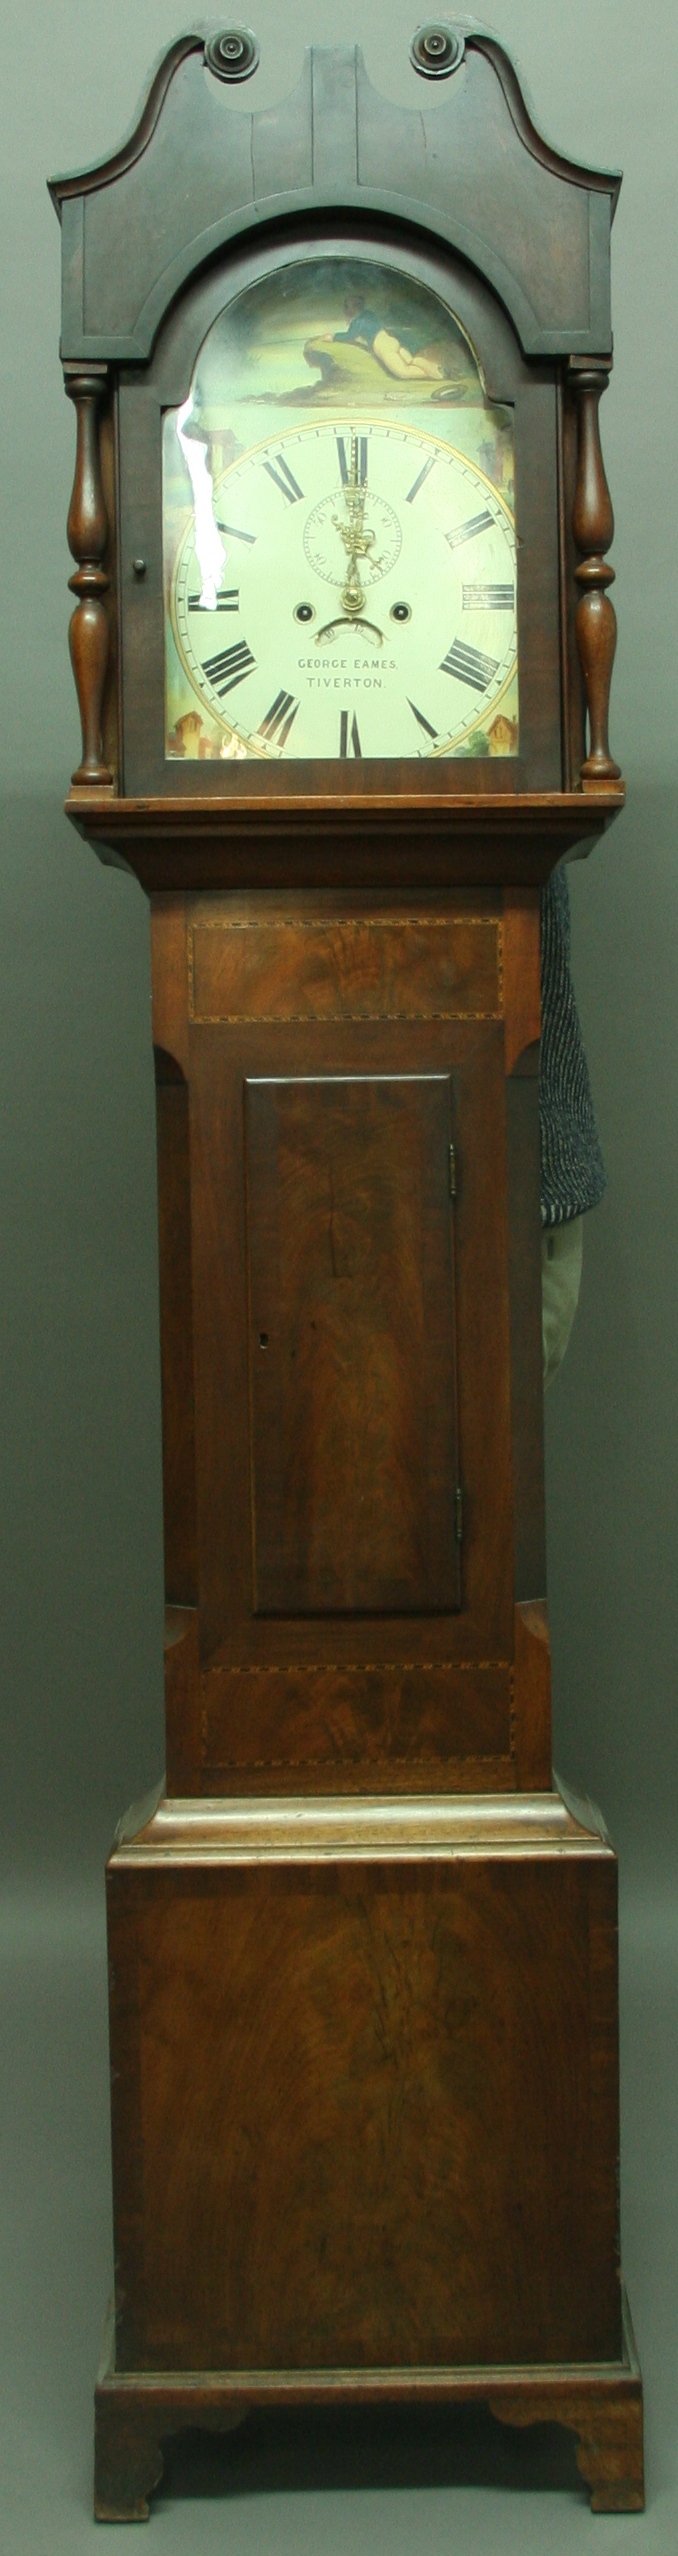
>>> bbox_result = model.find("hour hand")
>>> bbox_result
[314,523,384,646]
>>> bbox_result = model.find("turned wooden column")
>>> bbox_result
[64,363,112,786]
[570,358,620,788]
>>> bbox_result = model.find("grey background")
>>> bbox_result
[1,0,676,2544]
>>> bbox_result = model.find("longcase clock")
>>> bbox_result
[50,21,644,2519]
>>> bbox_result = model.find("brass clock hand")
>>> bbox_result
[333,431,375,617]
[315,431,385,645]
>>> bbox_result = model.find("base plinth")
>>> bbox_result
[94,2292,643,2521]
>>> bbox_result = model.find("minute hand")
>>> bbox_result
[334,453,376,616]
[315,433,384,647]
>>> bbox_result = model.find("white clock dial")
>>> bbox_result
[170,418,518,760]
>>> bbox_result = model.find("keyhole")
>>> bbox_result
[259,1332,269,1348]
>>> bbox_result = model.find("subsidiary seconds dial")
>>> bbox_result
[170,418,518,760]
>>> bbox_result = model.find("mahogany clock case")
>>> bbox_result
[48,24,642,2524]
[118,225,563,801]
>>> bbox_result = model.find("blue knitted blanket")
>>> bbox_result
[540,868,606,1227]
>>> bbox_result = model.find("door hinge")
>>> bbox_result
[449,1142,457,1199]
[455,1484,463,1544]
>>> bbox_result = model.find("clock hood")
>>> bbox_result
[48,28,621,366]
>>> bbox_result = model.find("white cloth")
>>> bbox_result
[541,1216,583,1388]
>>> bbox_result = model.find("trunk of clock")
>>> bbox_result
[98,872,634,2510]
[153,883,549,1796]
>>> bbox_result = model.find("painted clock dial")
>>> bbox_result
[163,258,519,764]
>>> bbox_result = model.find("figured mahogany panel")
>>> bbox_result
[245,1073,460,1615]
[201,1661,508,1778]
[188,966,510,1650]
[108,1847,621,2375]
[190,916,500,1026]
